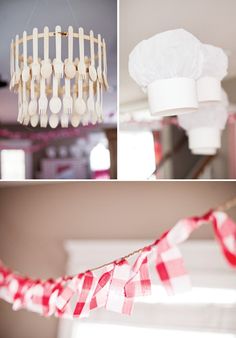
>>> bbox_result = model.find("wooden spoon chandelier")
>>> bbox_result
[10,25,109,128]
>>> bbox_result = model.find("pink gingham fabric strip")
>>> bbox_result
[56,274,83,312]
[154,213,212,295]
[156,245,191,295]
[106,259,134,315]
[90,264,114,311]
[73,270,98,317]
[211,211,236,266]
[125,248,152,298]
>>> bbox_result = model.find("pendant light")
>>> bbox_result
[178,89,229,155]
[10,26,109,128]
[128,29,203,117]
[197,44,228,103]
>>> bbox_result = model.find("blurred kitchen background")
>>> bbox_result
[119,0,236,180]
[0,0,117,179]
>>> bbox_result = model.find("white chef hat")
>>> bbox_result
[197,44,228,103]
[129,29,203,116]
[178,89,229,155]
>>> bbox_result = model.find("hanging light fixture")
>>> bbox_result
[197,44,228,103]
[128,29,203,117]
[178,89,229,155]
[9,25,109,128]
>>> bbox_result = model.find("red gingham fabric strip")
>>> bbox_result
[90,264,114,311]
[50,277,71,317]
[73,270,98,317]
[211,211,236,267]
[156,245,191,295]
[56,274,83,312]
[125,248,152,298]
[154,213,215,295]
[106,259,134,315]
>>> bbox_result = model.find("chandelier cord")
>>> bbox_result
[25,0,40,31]
[25,0,77,32]
[88,195,236,273]
[65,0,78,28]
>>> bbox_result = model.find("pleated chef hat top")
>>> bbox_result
[129,29,203,117]
[178,89,229,155]
[129,29,203,87]
[197,44,228,102]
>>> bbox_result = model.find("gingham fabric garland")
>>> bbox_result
[0,210,236,319]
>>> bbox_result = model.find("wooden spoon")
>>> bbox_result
[98,83,103,123]
[41,26,52,79]
[17,81,23,123]
[22,31,30,82]
[10,40,15,89]
[31,28,40,80]
[97,34,103,84]
[49,114,59,128]
[30,114,39,127]
[14,35,21,86]
[49,75,61,114]
[78,27,86,79]
[71,88,80,127]
[87,78,95,114]
[102,38,109,90]
[65,26,76,79]
[95,80,102,123]
[89,30,97,82]
[22,80,28,118]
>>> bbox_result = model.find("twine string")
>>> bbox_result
[90,196,236,272]
[216,196,236,212]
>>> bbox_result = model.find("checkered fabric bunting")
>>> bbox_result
[0,210,236,319]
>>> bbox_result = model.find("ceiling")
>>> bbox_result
[0,0,117,123]
[120,0,236,105]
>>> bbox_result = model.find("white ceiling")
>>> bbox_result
[120,0,236,105]
[0,0,117,123]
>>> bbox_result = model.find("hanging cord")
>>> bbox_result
[65,0,78,27]
[24,0,77,33]
[216,196,236,212]
[89,195,236,272]
[25,0,40,31]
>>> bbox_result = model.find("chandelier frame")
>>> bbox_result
[10,26,109,128]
